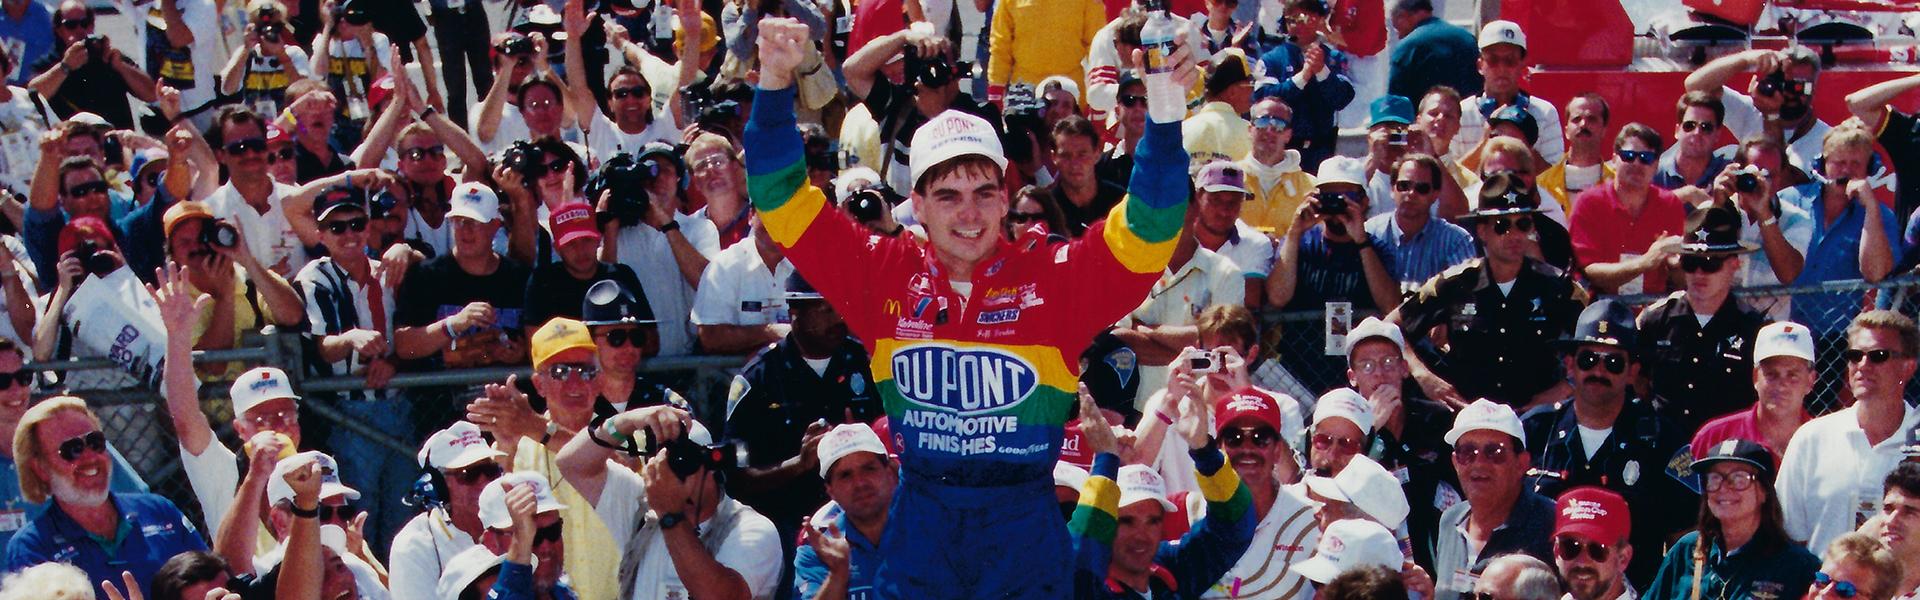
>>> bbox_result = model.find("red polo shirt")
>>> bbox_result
[1567,182,1687,295]
[1689,403,1804,467]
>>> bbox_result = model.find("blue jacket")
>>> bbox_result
[4,492,207,599]
[489,560,578,600]
[1071,446,1258,599]
[1255,41,1355,168]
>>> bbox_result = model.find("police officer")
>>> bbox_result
[721,272,885,587]
[1635,200,1768,433]
[1390,172,1590,412]
[580,280,689,414]
[1522,298,1696,589]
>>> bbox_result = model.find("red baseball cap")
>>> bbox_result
[368,74,396,110]
[266,124,290,146]
[1059,408,1127,468]
[548,202,601,248]
[1554,486,1630,544]
[1215,388,1283,434]
[58,216,115,256]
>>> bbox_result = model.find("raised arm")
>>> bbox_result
[669,0,703,129]
[276,462,325,600]
[153,262,216,454]
[473,59,515,145]
[349,46,413,167]
[219,35,253,96]
[1847,73,1920,131]
[563,0,599,135]
[1851,180,1896,281]
[1685,49,1769,94]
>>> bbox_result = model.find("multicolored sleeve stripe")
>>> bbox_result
[1190,445,1252,525]
[742,85,829,249]
[1100,120,1190,275]
[1070,453,1121,594]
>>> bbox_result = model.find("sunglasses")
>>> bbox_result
[533,520,565,545]
[1814,572,1859,599]
[316,503,352,522]
[1680,120,1718,134]
[224,138,268,155]
[1009,211,1047,224]
[447,462,504,485]
[57,430,107,462]
[57,16,93,29]
[536,158,572,179]
[1221,427,1278,448]
[1615,149,1657,165]
[1252,116,1290,130]
[1487,215,1533,236]
[1678,255,1727,274]
[65,181,108,198]
[1844,349,1905,365]
[600,328,646,348]
[1554,535,1612,563]
[611,86,648,99]
[1702,470,1757,492]
[1576,349,1628,374]
[1117,94,1147,108]
[545,363,599,381]
[401,145,445,161]
[142,171,164,190]
[322,217,369,235]
[1452,441,1513,464]
[1311,432,1360,451]
[1393,180,1435,195]
[0,370,31,391]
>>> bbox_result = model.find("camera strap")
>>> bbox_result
[617,488,745,599]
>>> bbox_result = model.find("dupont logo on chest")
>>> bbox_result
[891,345,1039,415]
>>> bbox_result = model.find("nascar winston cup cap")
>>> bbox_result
[817,423,889,479]
[1215,388,1305,448]
[1444,399,1526,446]
[477,472,569,530]
[447,182,502,223]
[267,451,360,506]
[1754,321,1817,363]
[1314,388,1376,435]
[1117,465,1177,511]
[1554,486,1631,543]
[908,110,1008,188]
[231,366,300,417]
[1290,518,1404,584]
[418,421,507,471]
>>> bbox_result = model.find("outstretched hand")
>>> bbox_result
[756,18,811,91]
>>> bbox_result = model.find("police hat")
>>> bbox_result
[1558,298,1636,351]
[1079,332,1141,422]
[1690,438,1775,484]
[1465,171,1544,219]
[1677,200,1760,256]
[784,272,825,302]
[581,279,656,326]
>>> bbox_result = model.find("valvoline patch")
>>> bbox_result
[891,345,1040,416]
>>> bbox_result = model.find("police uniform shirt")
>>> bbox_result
[1635,292,1767,433]
[1392,257,1589,406]
[723,336,883,531]
[1521,396,1698,587]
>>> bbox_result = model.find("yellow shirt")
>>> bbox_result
[1536,160,1615,215]
[1237,152,1316,235]
[190,266,275,380]
[987,0,1105,89]
[514,437,621,600]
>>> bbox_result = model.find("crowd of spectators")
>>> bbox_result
[0,0,1911,598]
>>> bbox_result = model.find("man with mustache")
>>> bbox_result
[1537,93,1614,215]
[1549,487,1633,600]
[1686,46,1851,178]
[1520,299,1695,588]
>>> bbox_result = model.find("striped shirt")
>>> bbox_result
[1193,482,1320,600]
[1364,213,1476,292]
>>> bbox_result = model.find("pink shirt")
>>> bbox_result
[1689,403,1804,467]
[1567,183,1687,295]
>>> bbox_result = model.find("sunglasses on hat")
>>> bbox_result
[1576,349,1628,374]
[57,431,107,462]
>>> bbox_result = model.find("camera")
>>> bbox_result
[1732,166,1766,193]
[498,34,535,64]
[258,23,284,43]
[501,140,547,180]
[200,220,239,249]
[586,152,659,226]
[903,44,954,89]
[1387,131,1408,146]
[1000,84,1045,164]
[632,428,745,480]
[84,34,107,63]
[846,187,891,222]
[1186,349,1221,374]
[1315,191,1350,216]
[69,240,115,282]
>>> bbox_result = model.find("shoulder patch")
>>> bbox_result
[725,375,751,421]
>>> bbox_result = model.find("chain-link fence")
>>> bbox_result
[1259,276,1920,416]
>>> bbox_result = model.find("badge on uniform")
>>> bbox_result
[1666,444,1700,493]
[725,375,751,421]
[1622,460,1640,486]
[849,374,866,396]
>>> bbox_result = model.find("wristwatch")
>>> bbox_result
[657,220,681,234]
[658,512,686,530]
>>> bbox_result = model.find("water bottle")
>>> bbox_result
[651,0,675,47]
[1139,0,1186,124]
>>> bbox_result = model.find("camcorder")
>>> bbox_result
[68,239,116,284]
[1000,84,1045,164]
[497,34,536,65]
[586,152,660,226]
[501,139,552,180]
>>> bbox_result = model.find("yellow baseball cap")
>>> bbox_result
[531,318,597,369]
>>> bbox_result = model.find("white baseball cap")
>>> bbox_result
[447,182,502,223]
[267,451,360,507]
[1444,399,1527,446]
[832,166,883,203]
[1754,321,1817,364]
[1478,20,1527,51]
[319,524,351,556]
[477,472,569,530]
[1315,155,1367,188]
[435,545,505,600]
[417,421,507,471]
[230,367,299,418]
[1314,388,1376,436]
[1345,317,1406,357]
[1290,518,1405,584]
[907,110,1007,189]
[817,423,889,479]
[1117,464,1177,512]
[1303,455,1411,529]
[1054,461,1090,491]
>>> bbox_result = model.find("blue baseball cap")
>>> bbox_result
[1368,95,1414,128]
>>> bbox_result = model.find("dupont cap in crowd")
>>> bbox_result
[1313,388,1375,436]
[231,366,300,417]
[447,182,502,223]
[267,451,360,506]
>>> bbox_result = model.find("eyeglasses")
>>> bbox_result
[243,408,298,429]
[1392,180,1434,195]
[1680,120,1718,134]
[611,86,648,99]
[1576,349,1628,374]
[1844,349,1905,365]
[57,430,107,462]
[0,369,32,391]
[1814,572,1860,599]
[57,16,93,29]
[269,147,294,162]
[1702,470,1757,492]
[532,519,565,545]
[322,217,369,235]
[1222,427,1279,448]
[1679,255,1727,274]
[446,462,504,485]
[1452,442,1513,464]
[65,181,108,198]
[1615,149,1657,165]
[316,503,352,522]
[691,156,731,173]
[400,145,445,161]
[1487,215,1533,236]
[545,363,599,382]
[1252,116,1290,130]
[599,328,645,348]
[1311,432,1361,451]
[1352,356,1403,374]
[224,138,267,155]
[1117,94,1147,108]
[1554,535,1612,562]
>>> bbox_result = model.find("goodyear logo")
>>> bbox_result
[891,345,1038,415]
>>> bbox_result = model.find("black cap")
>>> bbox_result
[581,279,656,326]
[1678,200,1760,255]
[784,272,824,301]
[634,143,689,191]
[312,186,368,221]
[1560,298,1636,350]
[1690,438,1776,483]
[1488,105,1540,146]
[1467,171,1543,219]
[1079,331,1142,422]
[1205,50,1253,97]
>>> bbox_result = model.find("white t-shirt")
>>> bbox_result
[613,212,720,357]
[586,108,681,160]
[177,439,240,537]
[147,0,223,112]
[472,104,590,160]
[387,510,478,600]
[1737,202,1814,320]
[204,182,307,277]
[691,239,795,327]
[595,465,783,600]
[0,87,44,193]
[1718,85,1831,172]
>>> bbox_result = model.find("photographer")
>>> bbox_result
[307,0,390,150]
[833,169,906,237]
[217,0,313,120]
[1718,136,1811,320]
[159,200,303,360]
[842,23,989,196]
[31,216,137,363]
[26,0,157,130]
[473,32,574,156]
[1685,47,1835,173]
[600,144,718,358]
[553,404,783,600]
